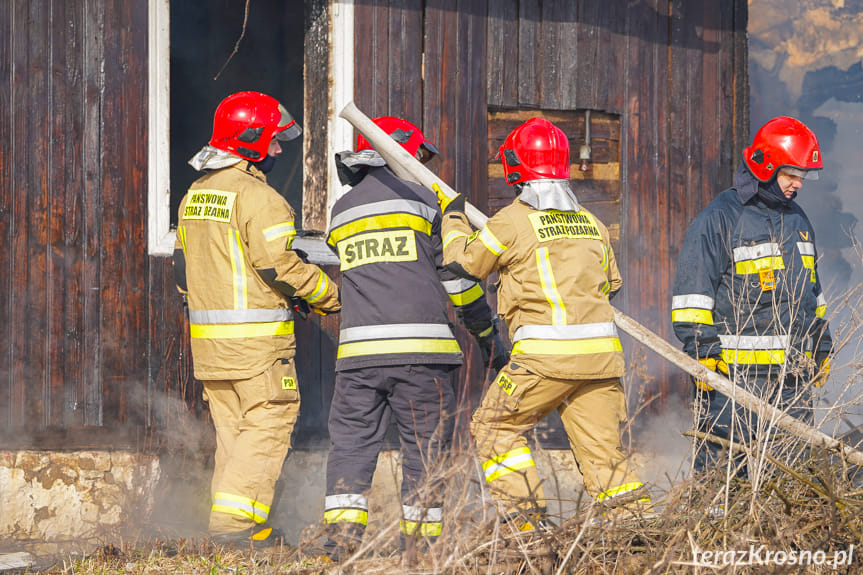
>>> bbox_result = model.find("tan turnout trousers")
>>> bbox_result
[471,363,641,518]
[203,357,300,535]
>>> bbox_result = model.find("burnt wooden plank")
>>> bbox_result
[732,0,749,163]
[387,0,423,121]
[517,0,540,107]
[425,0,458,189]
[487,108,621,141]
[700,1,722,203]
[353,0,385,121]
[301,0,329,232]
[11,0,51,427]
[455,0,488,203]
[588,1,614,109]
[668,0,695,222]
[575,1,602,110]
[99,0,149,428]
[597,2,624,114]
[49,0,84,426]
[81,0,104,426]
[0,1,14,427]
[538,0,562,110]
[557,2,580,109]
[461,0,490,407]
[486,0,518,108]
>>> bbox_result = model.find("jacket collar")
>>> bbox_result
[733,162,761,204]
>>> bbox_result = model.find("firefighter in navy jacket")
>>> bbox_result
[321,117,506,558]
[672,116,833,475]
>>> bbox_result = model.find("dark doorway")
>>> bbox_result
[169,0,306,228]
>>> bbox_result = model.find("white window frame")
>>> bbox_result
[147,0,173,256]
[147,0,352,263]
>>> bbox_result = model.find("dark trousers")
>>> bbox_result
[323,364,455,553]
[694,369,813,476]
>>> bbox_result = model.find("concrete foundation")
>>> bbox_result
[0,450,160,551]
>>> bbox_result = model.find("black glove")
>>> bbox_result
[292,248,310,263]
[473,320,509,373]
[289,296,310,320]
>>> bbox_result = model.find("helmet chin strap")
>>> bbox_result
[256,154,277,174]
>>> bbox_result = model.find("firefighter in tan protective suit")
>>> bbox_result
[437,118,649,529]
[173,91,341,547]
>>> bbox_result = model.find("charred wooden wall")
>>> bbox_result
[0,0,152,447]
[354,0,749,405]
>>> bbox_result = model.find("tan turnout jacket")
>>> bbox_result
[442,199,623,380]
[174,161,340,380]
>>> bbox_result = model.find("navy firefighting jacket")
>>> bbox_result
[672,164,832,372]
[327,166,496,372]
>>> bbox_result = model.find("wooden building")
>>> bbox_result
[0,0,748,451]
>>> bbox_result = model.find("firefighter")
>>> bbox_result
[173,91,341,547]
[437,117,649,530]
[320,116,507,559]
[672,116,833,478]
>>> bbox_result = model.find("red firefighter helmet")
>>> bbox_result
[499,118,570,185]
[743,116,822,182]
[356,116,439,160]
[209,91,302,162]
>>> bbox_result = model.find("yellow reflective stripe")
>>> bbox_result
[178,225,187,253]
[735,256,785,275]
[229,230,247,309]
[536,247,566,325]
[328,214,432,246]
[800,255,815,270]
[483,446,535,482]
[671,308,714,325]
[721,348,786,365]
[400,520,442,537]
[263,221,297,242]
[512,337,622,356]
[596,482,644,503]
[443,230,468,249]
[478,227,507,256]
[477,325,494,338]
[324,508,368,525]
[190,321,294,339]
[306,269,329,304]
[338,338,461,359]
[212,492,270,523]
[816,305,826,318]
[448,283,484,306]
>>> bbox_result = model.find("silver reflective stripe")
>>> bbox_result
[230,231,246,309]
[329,199,437,231]
[402,505,443,522]
[816,293,826,307]
[340,323,455,343]
[189,308,292,324]
[484,451,534,480]
[212,495,269,521]
[263,222,296,241]
[797,242,815,256]
[719,334,789,350]
[672,294,714,310]
[325,494,368,511]
[512,322,617,343]
[732,243,781,262]
[441,278,477,294]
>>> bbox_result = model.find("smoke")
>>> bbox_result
[749,0,863,432]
